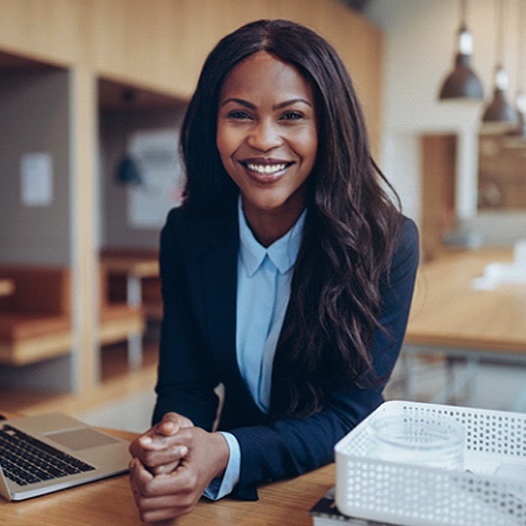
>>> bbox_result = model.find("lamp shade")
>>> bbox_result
[482,66,518,123]
[116,156,142,185]
[439,53,484,100]
[482,89,518,122]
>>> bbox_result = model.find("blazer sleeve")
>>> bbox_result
[229,217,420,500]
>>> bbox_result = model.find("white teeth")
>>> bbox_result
[246,163,287,175]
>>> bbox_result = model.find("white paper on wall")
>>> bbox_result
[127,129,185,229]
[20,152,53,207]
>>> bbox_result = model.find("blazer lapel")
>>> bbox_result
[198,212,256,405]
[200,214,238,368]
[196,208,269,422]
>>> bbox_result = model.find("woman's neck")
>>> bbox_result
[243,204,305,248]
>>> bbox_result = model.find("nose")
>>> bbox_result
[246,119,282,152]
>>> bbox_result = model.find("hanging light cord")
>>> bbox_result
[496,0,503,69]
[460,0,466,28]
[518,0,525,91]
[458,0,470,54]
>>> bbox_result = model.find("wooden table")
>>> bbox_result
[0,279,14,297]
[0,422,336,525]
[101,255,159,308]
[100,254,159,367]
[402,248,526,408]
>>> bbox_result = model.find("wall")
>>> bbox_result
[0,68,71,265]
[365,0,526,244]
[99,102,187,249]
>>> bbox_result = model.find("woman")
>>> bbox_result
[129,19,419,523]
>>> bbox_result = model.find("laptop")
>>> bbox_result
[0,412,131,501]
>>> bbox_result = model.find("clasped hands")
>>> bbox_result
[128,412,229,524]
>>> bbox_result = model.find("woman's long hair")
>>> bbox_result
[181,19,404,417]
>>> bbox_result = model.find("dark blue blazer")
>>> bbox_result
[153,204,419,500]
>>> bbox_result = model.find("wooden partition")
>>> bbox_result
[0,1,383,144]
[0,0,384,394]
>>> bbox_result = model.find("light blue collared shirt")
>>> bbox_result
[205,198,305,500]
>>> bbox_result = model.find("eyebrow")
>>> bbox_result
[220,97,313,110]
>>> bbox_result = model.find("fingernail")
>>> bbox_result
[140,436,152,445]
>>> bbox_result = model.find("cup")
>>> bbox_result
[366,413,464,470]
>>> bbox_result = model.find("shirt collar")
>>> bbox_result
[238,197,306,277]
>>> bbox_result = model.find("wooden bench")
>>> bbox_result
[0,265,72,365]
[0,265,146,367]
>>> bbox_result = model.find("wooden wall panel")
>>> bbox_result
[0,0,383,150]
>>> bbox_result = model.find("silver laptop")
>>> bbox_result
[0,412,131,501]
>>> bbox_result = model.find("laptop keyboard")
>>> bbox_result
[0,425,95,486]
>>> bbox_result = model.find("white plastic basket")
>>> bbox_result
[335,400,526,526]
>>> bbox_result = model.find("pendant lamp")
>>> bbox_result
[482,0,518,124]
[438,0,484,100]
[115,89,143,186]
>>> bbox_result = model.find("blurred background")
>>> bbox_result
[0,0,525,432]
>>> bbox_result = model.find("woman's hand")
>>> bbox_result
[129,427,230,523]
[129,412,194,475]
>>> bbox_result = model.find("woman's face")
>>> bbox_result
[217,51,318,228]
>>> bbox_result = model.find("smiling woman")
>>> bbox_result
[127,19,419,524]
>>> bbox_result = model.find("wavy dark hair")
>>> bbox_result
[181,19,404,417]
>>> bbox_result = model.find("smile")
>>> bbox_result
[244,162,291,175]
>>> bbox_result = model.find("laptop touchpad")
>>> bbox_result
[46,428,118,451]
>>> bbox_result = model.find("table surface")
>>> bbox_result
[405,248,526,353]
[0,279,14,297]
[0,424,335,525]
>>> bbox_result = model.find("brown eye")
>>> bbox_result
[281,111,303,120]
[228,110,251,119]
